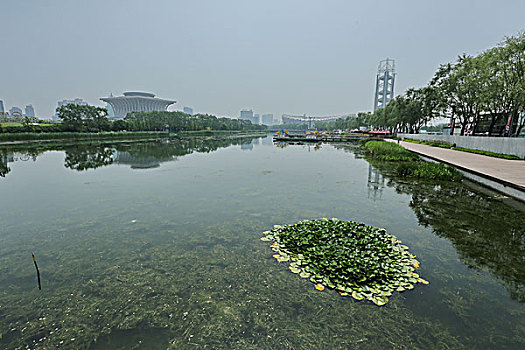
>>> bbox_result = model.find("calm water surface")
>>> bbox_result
[0,136,523,349]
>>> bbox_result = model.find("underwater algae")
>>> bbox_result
[1,139,524,349]
[0,218,463,350]
[262,218,428,306]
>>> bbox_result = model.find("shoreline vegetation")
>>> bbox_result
[0,130,268,144]
[363,140,462,181]
[0,106,268,144]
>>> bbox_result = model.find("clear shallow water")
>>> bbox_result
[0,136,523,349]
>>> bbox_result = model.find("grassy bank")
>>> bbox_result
[403,138,521,160]
[0,131,169,143]
[363,140,462,181]
[363,140,419,161]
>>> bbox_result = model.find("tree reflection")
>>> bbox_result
[64,145,114,171]
[0,151,11,177]
[0,136,263,174]
[379,164,525,302]
[62,136,263,171]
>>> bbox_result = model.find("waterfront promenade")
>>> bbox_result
[392,140,525,200]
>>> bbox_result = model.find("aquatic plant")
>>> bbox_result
[362,140,462,181]
[261,218,428,306]
[396,162,462,181]
[363,140,420,161]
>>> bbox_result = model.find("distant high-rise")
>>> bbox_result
[240,109,259,125]
[183,106,194,115]
[101,92,175,120]
[240,109,253,119]
[25,105,35,118]
[373,58,396,111]
[262,114,274,125]
[55,98,88,120]
[0,100,5,114]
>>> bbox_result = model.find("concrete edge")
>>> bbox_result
[408,149,525,203]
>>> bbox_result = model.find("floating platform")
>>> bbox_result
[273,134,389,143]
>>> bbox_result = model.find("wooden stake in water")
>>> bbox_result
[32,252,41,290]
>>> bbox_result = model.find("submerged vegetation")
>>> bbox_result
[261,219,428,306]
[0,139,524,348]
[363,140,462,181]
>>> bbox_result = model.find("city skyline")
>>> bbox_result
[1,0,524,119]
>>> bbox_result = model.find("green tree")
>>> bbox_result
[57,104,109,132]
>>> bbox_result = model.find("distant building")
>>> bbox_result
[254,114,260,125]
[240,109,259,125]
[106,103,115,119]
[262,114,274,125]
[183,106,194,115]
[240,109,253,119]
[100,92,175,120]
[24,105,35,118]
[105,93,115,119]
[55,98,88,120]
[9,107,23,117]
[0,100,5,114]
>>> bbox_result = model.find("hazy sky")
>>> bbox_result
[1,0,524,119]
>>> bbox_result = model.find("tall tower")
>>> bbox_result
[373,58,395,111]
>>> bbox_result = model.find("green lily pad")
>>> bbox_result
[260,219,428,306]
[289,266,301,274]
[351,291,365,300]
[299,271,311,278]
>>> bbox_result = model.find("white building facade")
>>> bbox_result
[100,92,175,120]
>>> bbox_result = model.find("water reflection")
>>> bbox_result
[64,145,114,171]
[0,151,11,177]
[291,142,524,302]
[368,158,525,302]
[0,136,263,174]
[367,164,385,200]
[0,150,42,177]
[396,181,525,302]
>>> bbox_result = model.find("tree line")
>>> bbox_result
[316,32,525,136]
[3,105,266,133]
[123,111,266,132]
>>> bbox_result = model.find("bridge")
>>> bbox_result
[281,113,357,128]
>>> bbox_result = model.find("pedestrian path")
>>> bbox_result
[392,140,525,191]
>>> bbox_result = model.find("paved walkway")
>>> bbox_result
[391,140,525,190]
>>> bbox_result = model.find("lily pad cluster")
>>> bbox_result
[261,218,428,306]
